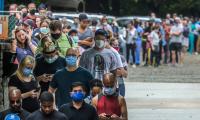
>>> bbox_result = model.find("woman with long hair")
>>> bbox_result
[8,55,40,113]
[14,27,37,62]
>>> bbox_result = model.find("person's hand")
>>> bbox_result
[99,113,108,120]
[116,69,122,77]
[111,114,120,120]
[45,74,53,82]
[37,74,51,83]
[85,37,93,41]
[21,30,32,44]
[10,39,17,53]
[29,90,38,98]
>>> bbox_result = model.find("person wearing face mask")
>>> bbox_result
[68,29,85,54]
[8,56,40,113]
[26,91,68,120]
[92,73,128,120]
[34,37,66,93]
[0,89,30,120]
[110,38,128,97]
[49,48,93,108]
[59,82,98,120]
[49,20,72,57]
[100,16,113,37]
[80,29,118,81]
[85,79,103,104]
[23,3,37,28]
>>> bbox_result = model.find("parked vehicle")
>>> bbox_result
[116,16,162,27]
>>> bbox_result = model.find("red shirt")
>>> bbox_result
[97,95,121,116]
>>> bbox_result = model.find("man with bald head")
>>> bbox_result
[49,48,93,108]
[0,89,29,120]
[92,73,128,120]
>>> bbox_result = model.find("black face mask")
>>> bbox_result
[30,9,36,15]
[51,33,61,40]
[22,12,28,18]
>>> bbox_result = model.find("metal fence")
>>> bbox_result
[0,11,19,111]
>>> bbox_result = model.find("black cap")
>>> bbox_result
[68,29,78,36]
[23,19,34,28]
[38,3,46,10]
[95,29,108,37]
[79,13,88,21]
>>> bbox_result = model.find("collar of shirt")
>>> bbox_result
[69,101,86,110]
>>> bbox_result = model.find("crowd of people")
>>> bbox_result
[122,13,200,67]
[1,2,200,120]
[1,2,128,120]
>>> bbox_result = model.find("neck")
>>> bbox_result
[72,101,83,109]
[94,47,104,51]
[66,66,78,72]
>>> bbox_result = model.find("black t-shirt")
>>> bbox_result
[50,67,93,108]
[8,75,40,113]
[34,56,66,92]
[26,110,68,120]
[59,102,99,120]
[0,108,30,120]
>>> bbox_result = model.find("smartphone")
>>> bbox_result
[105,114,111,118]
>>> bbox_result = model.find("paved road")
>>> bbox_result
[125,82,200,120]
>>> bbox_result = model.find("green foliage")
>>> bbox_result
[120,0,200,17]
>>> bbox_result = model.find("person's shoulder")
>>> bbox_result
[26,110,41,119]
[54,110,68,118]
[0,109,10,119]
[78,67,92,74]
[84,102,96,111]
[83,48,94,53]
[36,56,44,62]
[59,103,71,111]
[56,68,66,73]
[22,109,30,117]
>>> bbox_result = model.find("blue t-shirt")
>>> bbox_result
[16,40,37,62]
[50,67,93,108]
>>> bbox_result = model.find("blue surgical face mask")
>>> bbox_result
[70,91,85,102]
[65,56,77,67]
[23,67,33,77]
[103,87,116,96]
[45,55,58,64]
[40,27,50,34]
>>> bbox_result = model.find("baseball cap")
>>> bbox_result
[38,3,46,10]
[43,42,56,54]
[68,29,78,36]
[95,29,108,37]
[22,19,34,28]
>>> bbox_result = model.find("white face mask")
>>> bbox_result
[95,40,105,49]
[71,36,79,43]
